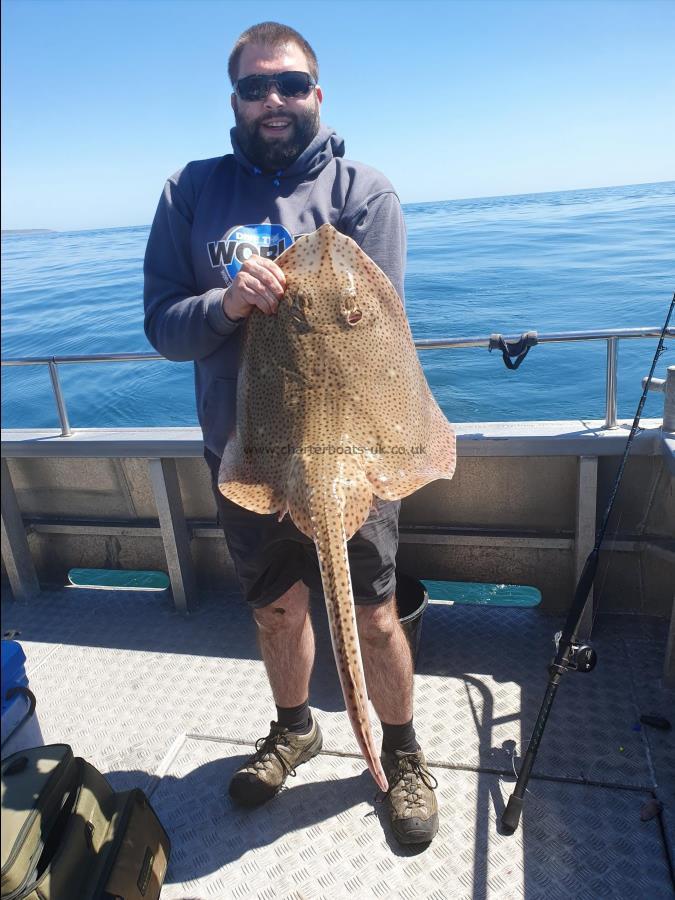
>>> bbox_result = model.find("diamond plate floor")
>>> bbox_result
[152,737,670,900]
[2,587,673,898]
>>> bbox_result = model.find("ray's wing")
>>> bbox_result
[326,235,457,502]
[218,315,296,514]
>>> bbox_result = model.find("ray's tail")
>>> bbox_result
[308,491,389,792]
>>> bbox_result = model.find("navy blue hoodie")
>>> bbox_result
[143,124,407,457]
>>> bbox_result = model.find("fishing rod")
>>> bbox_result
[501,292,675,835]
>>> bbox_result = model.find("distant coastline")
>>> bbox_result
[2,228,57,236]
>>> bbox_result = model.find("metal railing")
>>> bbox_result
[2,327,672,437]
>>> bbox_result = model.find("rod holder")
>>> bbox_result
[642,365,675,432]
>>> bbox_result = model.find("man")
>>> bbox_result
[144,22,438,845]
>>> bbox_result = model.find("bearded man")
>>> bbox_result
[143,21,438,845]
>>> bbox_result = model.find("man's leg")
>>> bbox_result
[253,579,315,710]
[355,596,413,726]
[229,580,323,806]
[203,450,324,805]
[356,595,439,845]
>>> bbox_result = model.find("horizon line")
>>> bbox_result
[2,178,673,235]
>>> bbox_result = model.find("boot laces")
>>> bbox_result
[386,753,438,811]
[250,723,298,778]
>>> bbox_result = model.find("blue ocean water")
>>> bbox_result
[2,181,674,431]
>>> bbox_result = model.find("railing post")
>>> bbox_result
[575,456,598,639]
[603,337,618,429]
[148,458,197,613]
[663,365,675,432]
[1,459,40,600]
[48,360,72,436]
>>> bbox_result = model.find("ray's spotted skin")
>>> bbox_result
[218,224,456,790]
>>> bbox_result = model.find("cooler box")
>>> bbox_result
[1,639,43,758]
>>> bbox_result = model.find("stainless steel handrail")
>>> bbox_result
[413,325,674,350]
[1,352,163,366]
[2,326,673,436]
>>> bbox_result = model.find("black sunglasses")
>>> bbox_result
[234,71,316,102]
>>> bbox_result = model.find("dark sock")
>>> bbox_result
[381,719,419,755]
[276,701,311,734]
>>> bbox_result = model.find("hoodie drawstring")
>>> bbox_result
[252,166,281,187]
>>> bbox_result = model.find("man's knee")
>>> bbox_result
[356,595,400,647]
[253,581,310,634]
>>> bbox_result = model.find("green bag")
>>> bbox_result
[1,745,170,900]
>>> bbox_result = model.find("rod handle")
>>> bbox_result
[501,794,523,835]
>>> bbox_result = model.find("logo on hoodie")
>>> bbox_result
[208,224,295,284]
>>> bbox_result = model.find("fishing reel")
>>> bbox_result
[553,631,598,673]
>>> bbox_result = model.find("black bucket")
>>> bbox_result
[395,570,429,666]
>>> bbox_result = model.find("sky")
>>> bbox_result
[2,0,674,231]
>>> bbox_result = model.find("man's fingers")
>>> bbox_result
[227,258,286,318]
[241,256,286,296]
[251,295,276,316]
[237,270,281,314]
[238,274,278,315]
[247,276,279,311]
[247,286,276,316]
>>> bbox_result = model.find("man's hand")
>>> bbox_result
[223,256,286,320]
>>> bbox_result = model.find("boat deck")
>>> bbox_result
[2,586,673,899]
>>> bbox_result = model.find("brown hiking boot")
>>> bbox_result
[229,716,323,807]
[381,748,439,844]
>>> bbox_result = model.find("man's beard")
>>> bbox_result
[234,102,320,172]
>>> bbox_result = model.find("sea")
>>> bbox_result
[2,181,674,432]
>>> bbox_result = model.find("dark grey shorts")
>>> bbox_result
[205,449,400,609]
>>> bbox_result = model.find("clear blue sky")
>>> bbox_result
[2,0,673,231]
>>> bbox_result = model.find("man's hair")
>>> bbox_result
[228,22,319,85]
